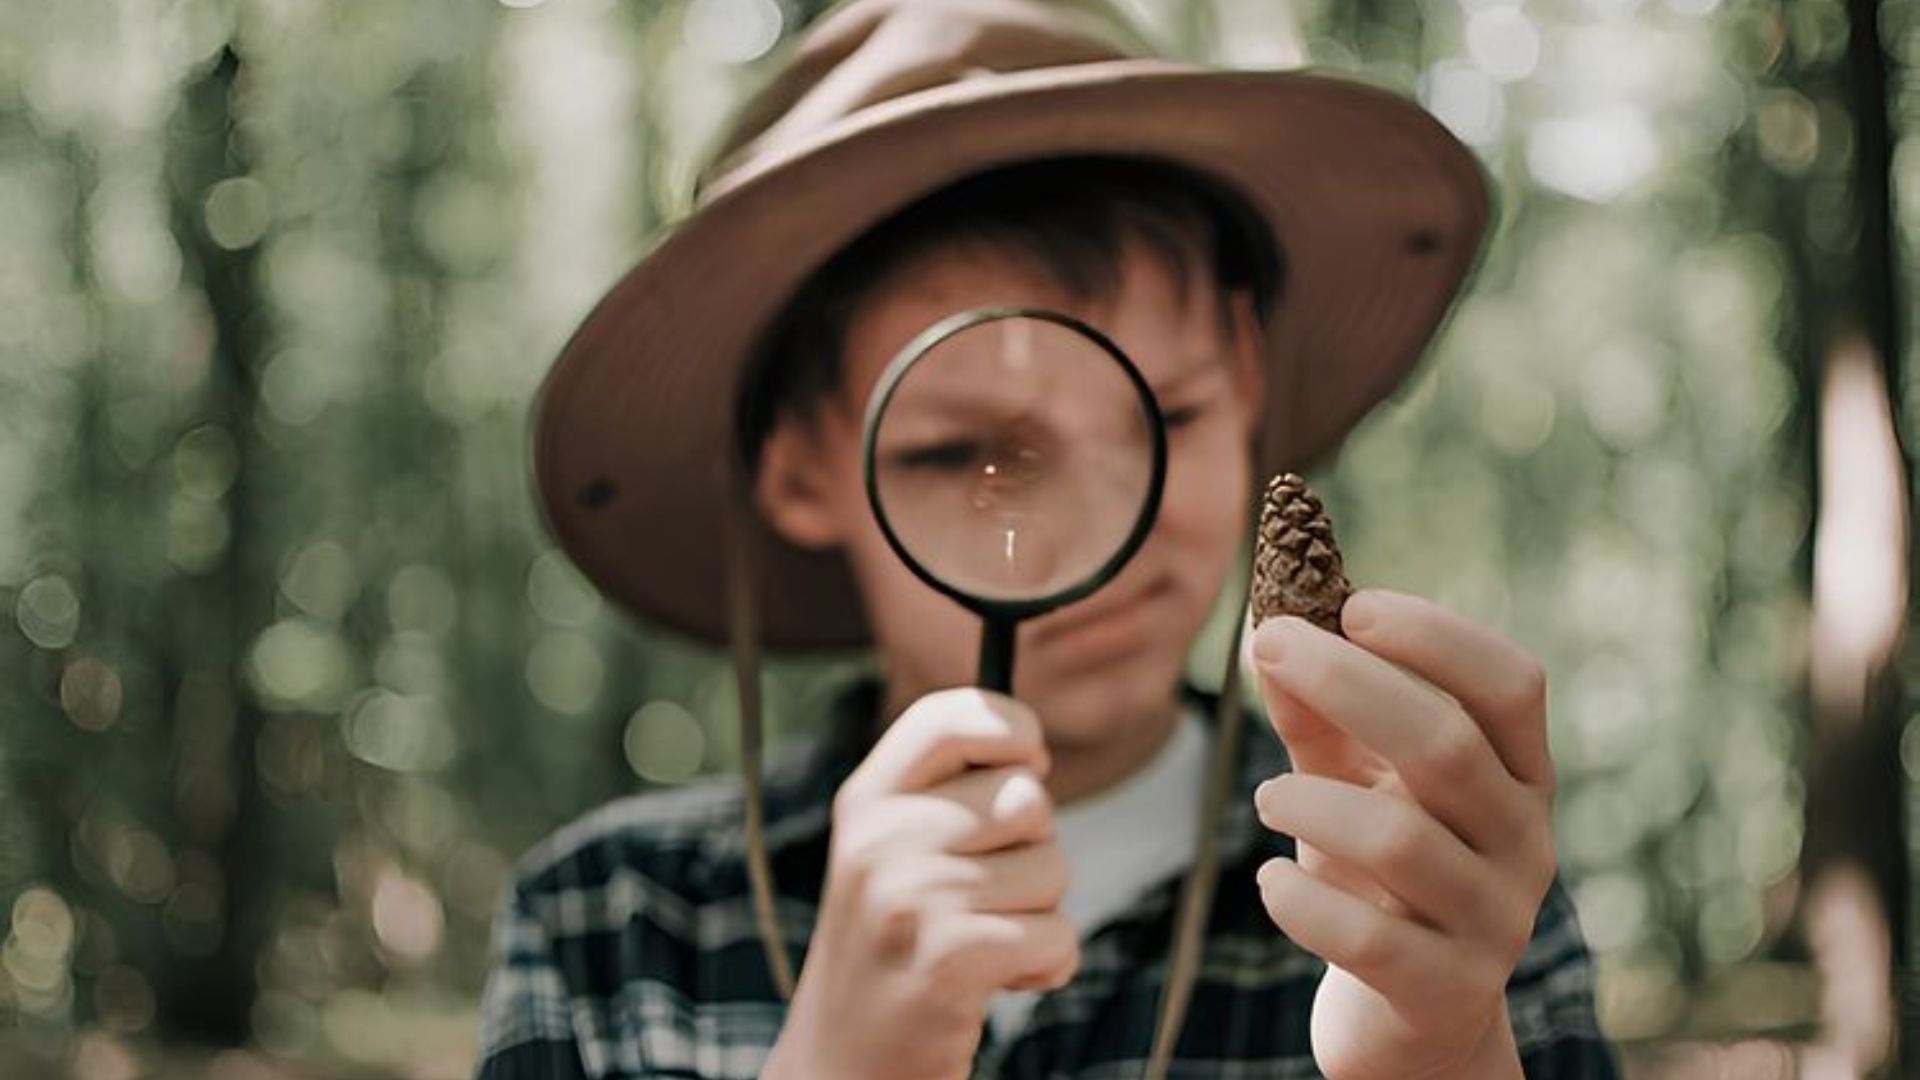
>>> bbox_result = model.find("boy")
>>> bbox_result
[479,1,1618,1077]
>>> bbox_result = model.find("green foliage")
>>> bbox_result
[0,0,1902,1074]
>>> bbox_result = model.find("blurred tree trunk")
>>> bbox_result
[154,45,276,1044]
[1792,0,1909,1074]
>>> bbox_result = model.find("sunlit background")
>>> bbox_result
[0,0,1913,1076]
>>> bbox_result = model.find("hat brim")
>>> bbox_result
[532,60,1492,650]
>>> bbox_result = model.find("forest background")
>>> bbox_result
[0,0,1914,1076]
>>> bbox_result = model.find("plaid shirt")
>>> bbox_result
[476,682,1619,1079]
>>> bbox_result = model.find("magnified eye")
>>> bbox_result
[889,439,984,473]
[865,310,1165,604]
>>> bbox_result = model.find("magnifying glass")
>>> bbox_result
[862,307,1167,694]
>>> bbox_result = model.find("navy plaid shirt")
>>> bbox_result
[476,683,1619,1078]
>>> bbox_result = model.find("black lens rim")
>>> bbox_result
[861,306,1169,621]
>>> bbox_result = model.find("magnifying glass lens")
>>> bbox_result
[870,315,1158,603]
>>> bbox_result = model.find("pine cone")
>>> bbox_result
[1251,473,1351,636]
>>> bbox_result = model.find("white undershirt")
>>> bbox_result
[986,707,1208,1039]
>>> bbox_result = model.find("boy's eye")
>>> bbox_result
[1162,404,1207,430]
[888,440,983,472]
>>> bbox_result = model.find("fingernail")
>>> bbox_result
[1250,618,1288,667]
[1340,590,1375,634]
[1256,857,1289,891]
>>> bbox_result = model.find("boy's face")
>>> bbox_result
[757,238,1265,762]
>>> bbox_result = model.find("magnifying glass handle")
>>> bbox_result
[977,616,1017,695]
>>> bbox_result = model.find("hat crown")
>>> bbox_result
[697,0,1150,198]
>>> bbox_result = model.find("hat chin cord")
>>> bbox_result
[726,479,798,1001]
[1142,555,1251,1080]
[727,469,1258,1080]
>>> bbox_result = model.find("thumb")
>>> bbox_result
[1244,613,1358,780]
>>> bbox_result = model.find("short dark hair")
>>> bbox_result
[735,155,1286,472]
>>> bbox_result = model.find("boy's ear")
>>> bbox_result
[753,417,845,549]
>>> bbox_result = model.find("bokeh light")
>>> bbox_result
[624,700,707,785]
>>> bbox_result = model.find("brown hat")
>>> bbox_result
[531,0,1492,650]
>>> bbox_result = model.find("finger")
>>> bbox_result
[852,689,1048,797]
[1243,612,1371,781]
[927,911,1079,993]
[1292,838,1393,912]
[910,764,1055,854]
[1341,590,1554,790]
[1251,616,1529,850]
[953,842,1068,914]
[1255,773,1503,938]
[1256,856,1489,1010]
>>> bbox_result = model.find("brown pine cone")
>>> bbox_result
[1251,473,1352,636]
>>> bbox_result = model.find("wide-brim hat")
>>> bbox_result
[531,0,1492,650]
